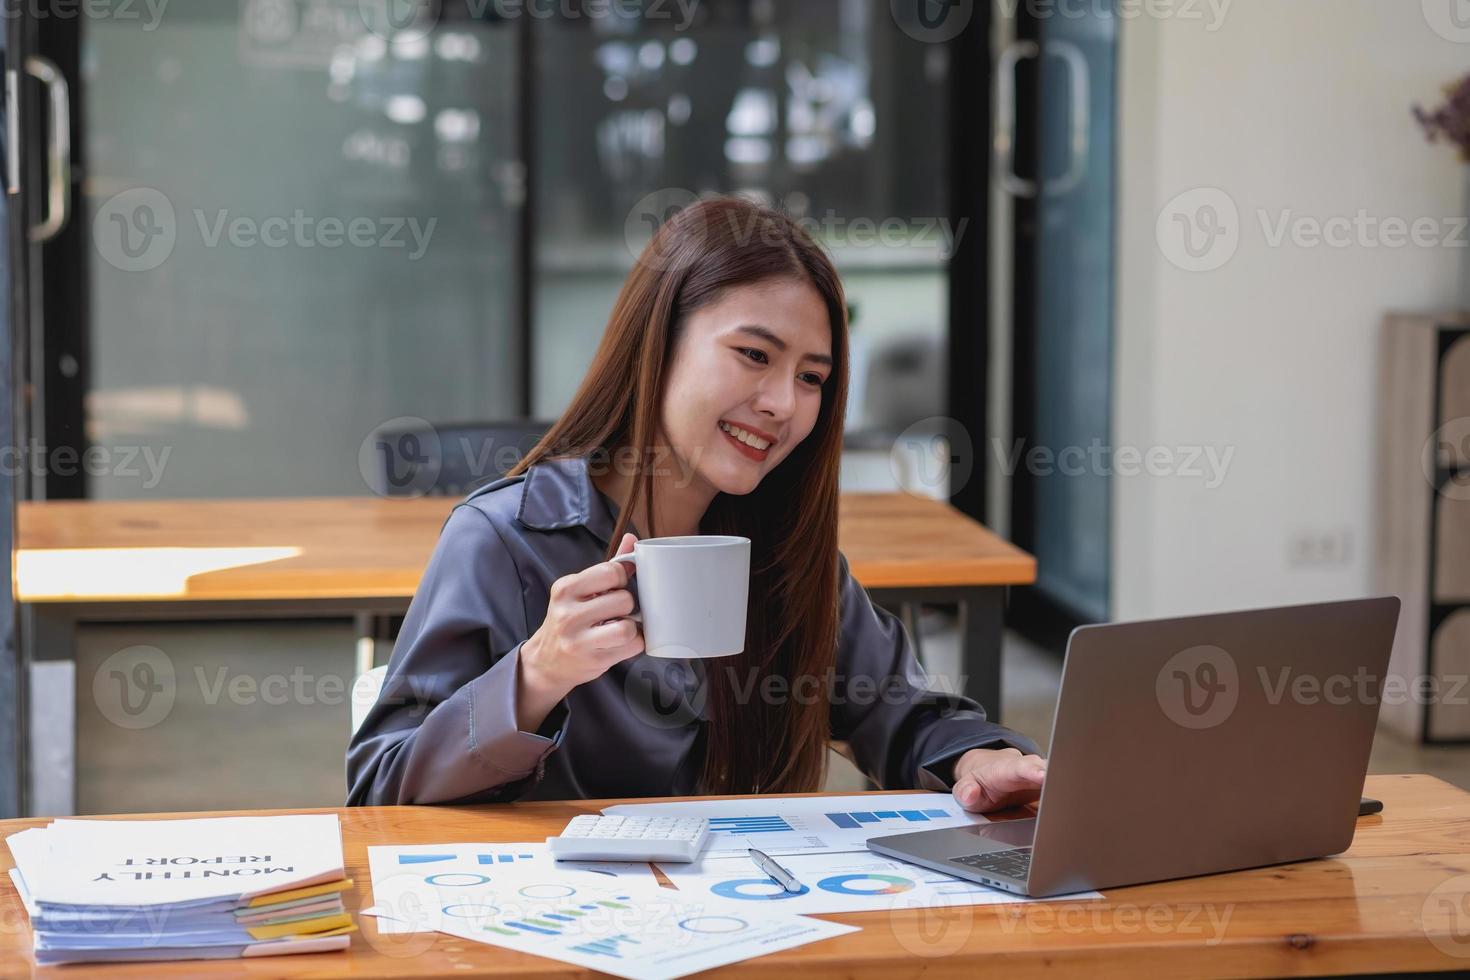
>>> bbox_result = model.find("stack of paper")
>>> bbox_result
[5,814,355,965]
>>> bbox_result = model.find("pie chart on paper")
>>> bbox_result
[710,878,811,900]
[816,873,915,896]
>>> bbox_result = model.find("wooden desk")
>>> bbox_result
[0,775,1466,977]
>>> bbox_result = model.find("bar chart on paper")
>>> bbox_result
[604,794,991,856]
[481,894,636,937]
[396,851,538,865]
[569,932,640,958]
[822,808,954,829]
[701,814,829,855]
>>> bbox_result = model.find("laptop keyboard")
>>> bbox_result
[950,847,1032,880]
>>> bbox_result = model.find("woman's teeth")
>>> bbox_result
[719,421,771,451]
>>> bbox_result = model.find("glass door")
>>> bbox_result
[50,1,525,499]
[528,3,954,462]
[0,3,36,816]
[1003,2,1117,636]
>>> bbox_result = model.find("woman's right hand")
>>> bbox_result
[515,533,644,730]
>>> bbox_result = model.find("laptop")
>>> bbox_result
[867,596,1401,897]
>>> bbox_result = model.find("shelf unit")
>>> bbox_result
[1376,313,1470,743]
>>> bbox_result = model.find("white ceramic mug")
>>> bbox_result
[610,535,750,658]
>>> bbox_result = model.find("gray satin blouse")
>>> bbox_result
[345,454,1039,806]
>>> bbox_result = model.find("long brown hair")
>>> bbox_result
[508,195,849,795]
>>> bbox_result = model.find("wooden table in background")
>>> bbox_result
[15,493,1034,813]
[15,493,1035,603]
[0,775,1467,977]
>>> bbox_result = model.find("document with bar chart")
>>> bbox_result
[365,843,656,933]
[603,793,990,856]
[366,872,857,980]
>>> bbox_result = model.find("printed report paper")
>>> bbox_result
[369,871,857,980]
[366,842,658,934]
[16,814,345,908]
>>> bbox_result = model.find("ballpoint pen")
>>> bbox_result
[748,847,803,893]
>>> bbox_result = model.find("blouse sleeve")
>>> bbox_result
[829,550,1041,790]
[346,504,570,805]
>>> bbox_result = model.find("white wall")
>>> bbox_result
[1113,0,1469,619]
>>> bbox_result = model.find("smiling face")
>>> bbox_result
[660,277,835,498]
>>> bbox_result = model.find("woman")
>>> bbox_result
[347,196,1046,813]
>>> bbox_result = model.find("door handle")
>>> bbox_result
[5,67,19,196]
[25,55,70,243]
[994,39,1039,199]
[994,39,1092,198]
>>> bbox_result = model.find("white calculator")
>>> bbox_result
[547,815,710,863]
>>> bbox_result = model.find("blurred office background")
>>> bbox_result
[2,0,1468,813]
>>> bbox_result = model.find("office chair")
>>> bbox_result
[357,420,554,679]
[350,665,387,737]
[366,420,554,499]
[841,334,952,667]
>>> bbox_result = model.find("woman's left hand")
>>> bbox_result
[950,747,1047,813]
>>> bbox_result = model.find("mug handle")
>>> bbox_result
[610,552,642,622]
